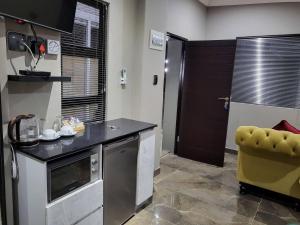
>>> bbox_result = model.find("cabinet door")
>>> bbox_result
[46,180,103,225]
[76,208,103,225]
[136,129,156,206]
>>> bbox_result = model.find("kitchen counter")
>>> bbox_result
[16,118,156,162]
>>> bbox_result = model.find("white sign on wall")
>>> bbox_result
[149,30,165,51]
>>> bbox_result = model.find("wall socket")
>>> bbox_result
[27,35,47,55]
[7,32,27,52]
[7,31,47,55]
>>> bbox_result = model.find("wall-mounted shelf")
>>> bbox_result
[8,75,71,82]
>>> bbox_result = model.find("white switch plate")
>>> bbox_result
[47,39,60,55]
[121,68,127,85]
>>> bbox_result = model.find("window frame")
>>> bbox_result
[61,0,108,123]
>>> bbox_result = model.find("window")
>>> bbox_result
[61,0,107,123]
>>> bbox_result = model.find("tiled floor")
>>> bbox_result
[126,153,300,225]
[161,150,170,157]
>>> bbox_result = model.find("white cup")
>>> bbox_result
[43,129,57,139]
[60,125,74,136]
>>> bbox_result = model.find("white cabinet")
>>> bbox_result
[16,145,103,225]
[76,208,103,225]
[46,180,103,225]
[136,129,156,206]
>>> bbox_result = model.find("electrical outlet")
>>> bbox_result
[7,32,27,52]
[27,35,47,55]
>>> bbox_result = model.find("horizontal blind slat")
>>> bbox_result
[61,0,107,123]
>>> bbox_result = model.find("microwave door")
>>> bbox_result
[47,151,94,202]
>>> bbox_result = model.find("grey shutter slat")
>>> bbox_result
[231,37,300,109]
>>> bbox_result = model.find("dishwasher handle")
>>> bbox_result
[103,135,139,151]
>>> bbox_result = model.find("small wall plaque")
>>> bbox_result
[149,30,165,51]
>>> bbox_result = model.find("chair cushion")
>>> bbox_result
[273,120,300,134]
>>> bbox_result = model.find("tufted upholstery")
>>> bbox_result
[236,126,300,157]
[236,126,300,200]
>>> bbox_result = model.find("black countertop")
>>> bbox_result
[16,118,156,162]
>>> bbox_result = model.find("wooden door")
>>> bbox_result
[177,40,236,167]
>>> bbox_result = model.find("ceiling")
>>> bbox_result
[199,0,300,6]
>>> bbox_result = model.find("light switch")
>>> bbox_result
[153,75,158,85]
[121,68,127,85]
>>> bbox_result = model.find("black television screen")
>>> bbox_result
[0,0,77,33]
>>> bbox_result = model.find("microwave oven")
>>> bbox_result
[47,146,101,202]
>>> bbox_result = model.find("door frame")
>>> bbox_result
[0,97,7,225]
[162,32,187,155]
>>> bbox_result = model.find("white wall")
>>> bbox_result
[205,3,300,150]
[206,3,300,39]
[167,0,207,40]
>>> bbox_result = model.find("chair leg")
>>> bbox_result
[239,183,248,195]
[293,201,300,212]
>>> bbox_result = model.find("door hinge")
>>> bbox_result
[177,136,180,142]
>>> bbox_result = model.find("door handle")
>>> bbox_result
[218,97,230,101]
[217,97,230,110]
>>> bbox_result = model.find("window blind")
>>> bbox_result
[61,0,107,123]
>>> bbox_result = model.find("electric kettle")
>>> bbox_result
[8,114,39,147]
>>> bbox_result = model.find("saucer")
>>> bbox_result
[39,133,61,141]
[59,131,77,137]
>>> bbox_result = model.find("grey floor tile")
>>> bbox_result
[126,209,175,225]
[154,164,178,184]
[258,199,300,221]
[160,155,184,170]
[126,153,300,225]
[252,211,300,225]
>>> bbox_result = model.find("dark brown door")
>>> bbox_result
[177,40,236,167]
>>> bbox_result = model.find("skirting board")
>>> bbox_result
[225,148,238,155]
[135,196,153,213]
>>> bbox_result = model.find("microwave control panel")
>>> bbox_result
[91,145,102,181]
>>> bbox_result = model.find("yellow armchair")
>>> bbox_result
[236,126,300,204]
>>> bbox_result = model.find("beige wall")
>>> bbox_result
[136,0,207,169]
[2,20,61,126]
[206,3,300,39]
[205,3,300,150]
[0,17,61,225]
[138,0,167,170]
[167,0,207,40]
[106,0,143,120]
[106,0,207,170]
[0,17,11,225]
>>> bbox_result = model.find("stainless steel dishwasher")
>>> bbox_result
[103,135,139,225]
